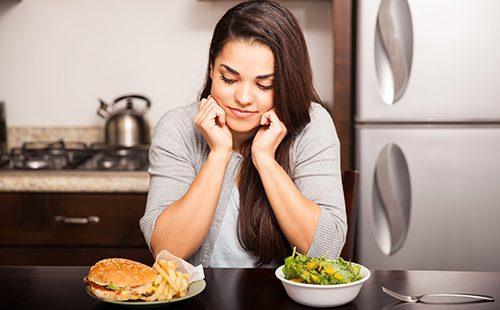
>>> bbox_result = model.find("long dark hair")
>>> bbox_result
[199,0,321,266]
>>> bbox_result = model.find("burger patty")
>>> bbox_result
[86,280,154,301]
[91,285,140,301]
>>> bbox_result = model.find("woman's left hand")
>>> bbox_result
[251,108,287,162]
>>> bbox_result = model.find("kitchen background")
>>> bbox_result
[2,0,499,273]
[0,0,333,128]
[0,0,337,267]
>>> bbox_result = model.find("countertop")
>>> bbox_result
[0,266,498,309]
[0,171,149,193]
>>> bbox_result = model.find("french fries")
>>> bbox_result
[144,259,189,302]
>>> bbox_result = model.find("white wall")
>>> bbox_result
[0,0,332,127]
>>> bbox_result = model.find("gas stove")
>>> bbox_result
[0,140,149,171]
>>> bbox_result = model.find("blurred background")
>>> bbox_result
[1,0,499,273]
[0,0,333,127]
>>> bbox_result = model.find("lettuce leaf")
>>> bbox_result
[283,247,363,285]
[106,282,122,291]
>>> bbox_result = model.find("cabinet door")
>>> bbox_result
[0,193,51,245]
[0,246,154,266]
[49,193,147,246]
[0,193,152,266]
[0,193,147,246]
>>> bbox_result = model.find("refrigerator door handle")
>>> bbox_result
[375,0,413,105]
[373,143,412,255]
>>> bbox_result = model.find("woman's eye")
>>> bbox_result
[220,74,272,91]
[220,75,236,84]
[258,84,273,91]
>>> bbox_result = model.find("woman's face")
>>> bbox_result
[210,39,275,134]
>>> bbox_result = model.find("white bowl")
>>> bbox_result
[275,263,371,308]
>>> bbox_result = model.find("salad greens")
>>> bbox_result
[283,248,363,285]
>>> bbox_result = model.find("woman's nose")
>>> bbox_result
[235,83,254,105]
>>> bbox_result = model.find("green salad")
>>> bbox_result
[283,248,363,285]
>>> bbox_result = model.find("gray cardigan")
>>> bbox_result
[140,101,347,267]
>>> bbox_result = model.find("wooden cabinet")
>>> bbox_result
[0,193,154,266]
[332,0,355,172]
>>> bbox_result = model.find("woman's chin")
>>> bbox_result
[226,119,259,133]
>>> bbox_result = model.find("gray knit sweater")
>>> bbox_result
[139,101,346,267]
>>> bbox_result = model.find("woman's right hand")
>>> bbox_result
[194,95,233,156]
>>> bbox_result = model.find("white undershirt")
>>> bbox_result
[210,184,275,268]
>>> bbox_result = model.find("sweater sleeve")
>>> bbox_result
[139,109,197,250]
[291,103,347,259]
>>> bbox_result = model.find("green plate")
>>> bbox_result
[86,280,206,308]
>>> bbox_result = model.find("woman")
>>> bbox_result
[140,0,346,268]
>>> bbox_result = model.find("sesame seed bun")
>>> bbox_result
[87,258,156,288]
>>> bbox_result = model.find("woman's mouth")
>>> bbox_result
[228,107,257,119]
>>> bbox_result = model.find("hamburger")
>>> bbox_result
[85,258,156,301]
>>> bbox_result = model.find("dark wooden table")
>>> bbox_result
[0,267,498,309]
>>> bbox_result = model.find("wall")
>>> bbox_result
[0,0,332,127]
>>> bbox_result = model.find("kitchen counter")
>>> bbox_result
[0,171,149,193]
[0,266,498,309]
[1,126,150,193]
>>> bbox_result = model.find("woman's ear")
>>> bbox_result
[210,64,214,80]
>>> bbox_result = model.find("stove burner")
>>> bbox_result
[81,143,149,171]
[97,154,144,171]
[1,140,149,171]
[10,140,90,170]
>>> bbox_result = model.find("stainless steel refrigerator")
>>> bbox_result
[355,0,500,271]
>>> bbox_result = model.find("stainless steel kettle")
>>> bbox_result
[97,94,151,147]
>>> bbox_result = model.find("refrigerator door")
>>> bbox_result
[356,0,500,122]
[355,125,500,271]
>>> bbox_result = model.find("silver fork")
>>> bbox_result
[382,286,495,303]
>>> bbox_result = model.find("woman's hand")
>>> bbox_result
[251,108,287,163]
[194,96,233,156]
